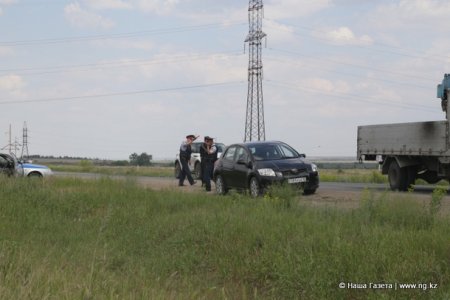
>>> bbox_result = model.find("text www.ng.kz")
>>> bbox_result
[398,283,438,290]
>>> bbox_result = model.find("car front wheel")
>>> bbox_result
[28,172,43,178]
[215,175,228,195]
[249,177,261,198]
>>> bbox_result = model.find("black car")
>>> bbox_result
[213,141,319,197]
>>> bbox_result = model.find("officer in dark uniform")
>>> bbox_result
[178,134,198,186]
[200,136,217,191]
[199,136,208,187]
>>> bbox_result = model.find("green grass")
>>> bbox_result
[51,164,390,183]
[49,163,174,177]
[319,169,388,183]
[0,177,449,299]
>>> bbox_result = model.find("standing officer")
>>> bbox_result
[200,136,217,192]
[178,134,198,187]
[199,136,208,187]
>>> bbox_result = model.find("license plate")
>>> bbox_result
[288,177,307,184]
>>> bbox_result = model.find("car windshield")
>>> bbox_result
[248,143,300,161]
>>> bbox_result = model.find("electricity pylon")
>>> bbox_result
[244,0,266,142]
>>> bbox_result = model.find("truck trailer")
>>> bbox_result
[357,74,450,191]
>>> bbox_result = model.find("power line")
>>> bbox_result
[264,56,431,90]
[265,19,450,63]
[267,47,436,83]
[0,50,244,76]
[0,81,245,105]
[265,79,437,113]
[0,21,247,47]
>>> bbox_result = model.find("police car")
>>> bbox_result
[174,142,225,179]
[0,153,53,178]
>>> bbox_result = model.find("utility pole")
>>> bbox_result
[1,124,21,156]
[244,0,266,142]
[13,137,21,157]
[1,124,13,154]
[21,122,29,160]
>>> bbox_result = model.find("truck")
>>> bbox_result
[357,74,450,191]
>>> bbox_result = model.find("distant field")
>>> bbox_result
[49,163,389,184]
[49,164,174,177]
[0,177,448,299]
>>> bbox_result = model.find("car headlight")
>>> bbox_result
[311,164,318,172]
[258,168,276,177]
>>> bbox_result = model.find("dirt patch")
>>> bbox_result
[140,177,450,215]
[56,173,450,215]
[302,190,363,209]
[303,188,450,216]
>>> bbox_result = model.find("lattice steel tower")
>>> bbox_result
[21,122,29,160]
[244,0,266,142]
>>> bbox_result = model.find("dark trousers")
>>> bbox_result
[179,158,194,186]
[203,160,213,191]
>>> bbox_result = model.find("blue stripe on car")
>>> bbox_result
[22,164,49,169]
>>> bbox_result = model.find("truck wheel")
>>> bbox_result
[406,166,417,188]
[388,160,407,191]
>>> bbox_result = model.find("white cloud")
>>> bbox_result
[265,0,331,19]
[264,19,296,44]
[0,74,24,91]
[370,0,450,29]
[303,77,351,94]
[135,0,179,15]
[0,0,17,15]
[0,46,14,56]
[93,39,154,50]
[137,51,247,84]
[64,2,115,29]
[314,26,373,46]
[386,0,450,18]
[83,0,132,10]
[0,0,17,4]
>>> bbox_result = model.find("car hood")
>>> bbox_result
[255,158,311,171]
[21,163,50,169]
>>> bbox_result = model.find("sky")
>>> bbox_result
[1,0,450,160]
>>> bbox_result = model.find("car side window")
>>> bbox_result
[216,144,225,153]
[191,143,200,153]
[235,147,249,162]
[223,146,237,161]
[279,144,298,158]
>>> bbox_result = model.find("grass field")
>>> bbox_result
[49,163,393,184]
[0,176,448,299]
[49,163,175,177]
